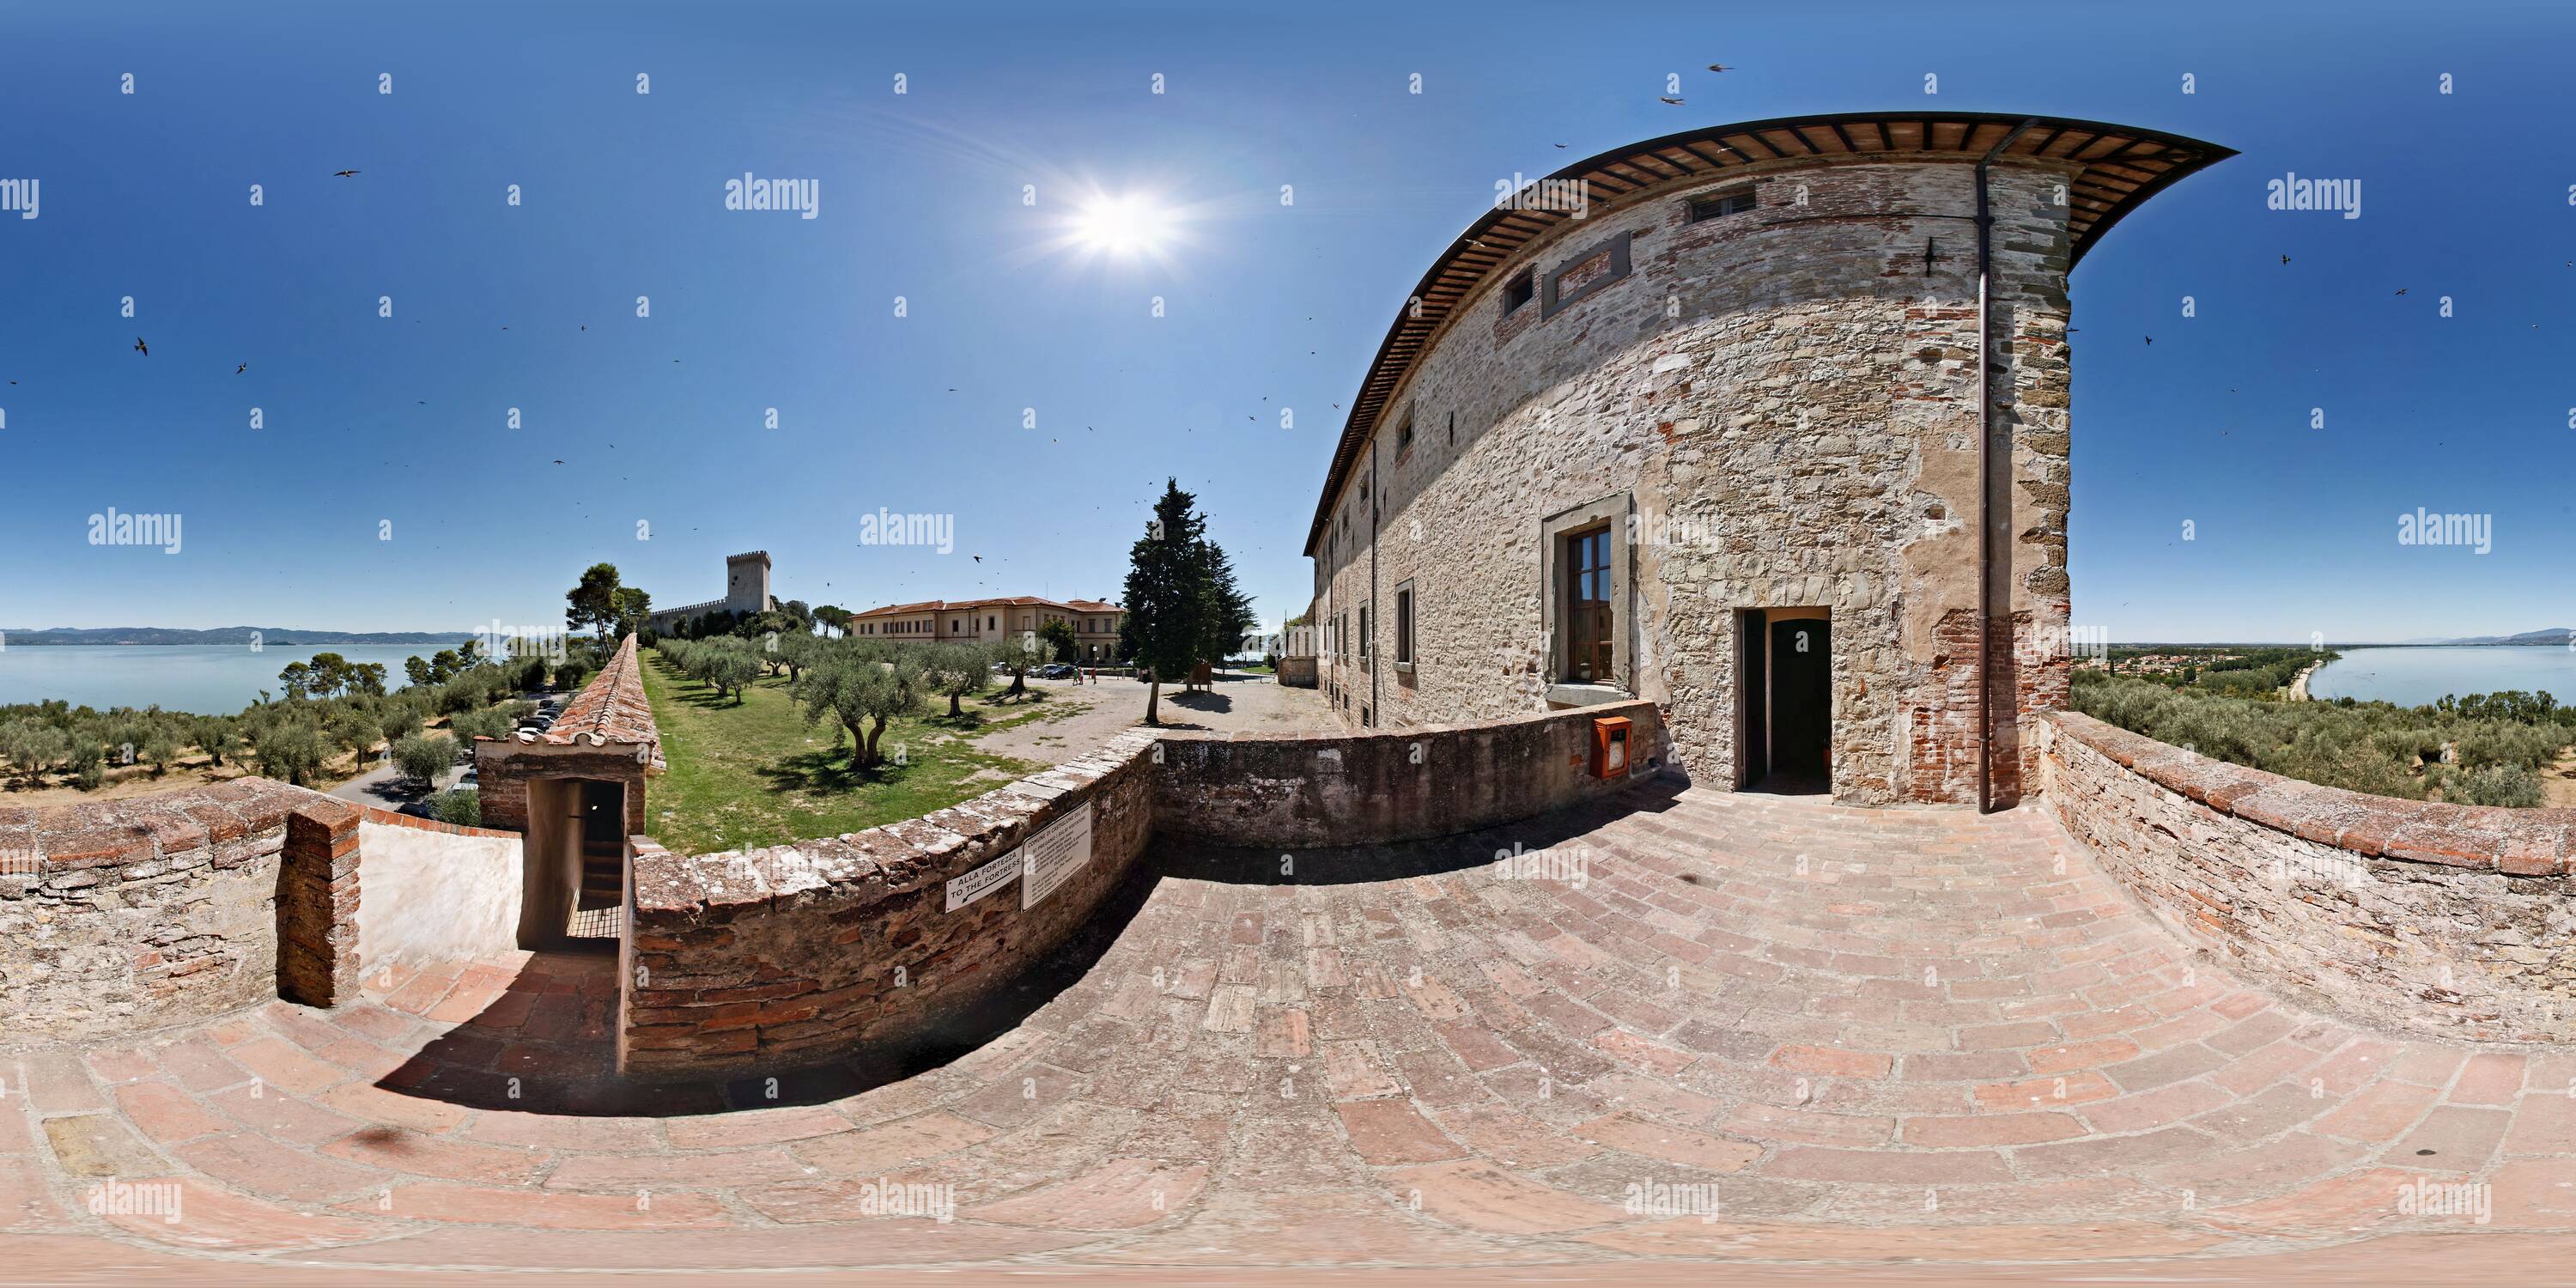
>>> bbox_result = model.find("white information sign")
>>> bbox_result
[945,847,1024,912]
[1018,802,1096,910]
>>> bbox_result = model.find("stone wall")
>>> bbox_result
[2039,712,2575,1043]
[1153,699,1666,849]
[619,730,1160,1078]
[1276,656,1318,688]
[1310,157,2081,807]
[0,779,353,1041]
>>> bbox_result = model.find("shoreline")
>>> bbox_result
[2288,659,2324,701]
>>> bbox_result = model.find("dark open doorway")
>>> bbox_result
[1741,611,1829,795]
[519,777,626,947]
[571,780,626,939]
[1766,617,1830,791]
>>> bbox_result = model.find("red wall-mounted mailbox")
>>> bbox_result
[1592,716,1631,779]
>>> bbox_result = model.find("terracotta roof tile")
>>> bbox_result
[528,633,664,770]
[854,596,1123,619]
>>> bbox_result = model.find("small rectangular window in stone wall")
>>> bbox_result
[1394,580,1415,671]
[1541,230,1631,319]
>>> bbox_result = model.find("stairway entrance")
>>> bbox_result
[1737,608,1831,795]
[519,776,627,947]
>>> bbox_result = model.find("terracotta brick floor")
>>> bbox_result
[5,781,2572,1280]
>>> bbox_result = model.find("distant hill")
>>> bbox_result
[2433,628,2574,647]
[0,627,479,647]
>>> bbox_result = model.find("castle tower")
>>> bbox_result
[725,551,772,616]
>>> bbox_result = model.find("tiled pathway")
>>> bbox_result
[5,784,2571,1277]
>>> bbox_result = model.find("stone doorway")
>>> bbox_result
[1739,608,1830,794]
[519,776,626,947]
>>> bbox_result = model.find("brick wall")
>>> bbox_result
[0,779,355,1040]
[277,799,363,1006]
[1153,699,1666,849]
[619,731,1161,1078]
[477,631,659,833]
[476,744,651,834]
[2040,712,2575,1043]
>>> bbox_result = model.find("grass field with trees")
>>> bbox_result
[641,641,1054,855]
[2072,667,2574,808]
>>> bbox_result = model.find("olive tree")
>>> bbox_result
[254,720,328,787]
[923,642,995,719]
[392,734,455,791]
[791,641,928,770]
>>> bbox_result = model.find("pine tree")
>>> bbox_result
[1197,538,1258,665]
[1120,479,1211,726]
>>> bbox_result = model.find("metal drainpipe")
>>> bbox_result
[1973,119,2037,816]
[1368,433,1382,724]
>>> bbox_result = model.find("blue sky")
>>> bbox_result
[1,0,2567,644]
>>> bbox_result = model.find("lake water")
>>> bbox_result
[0,645,455,714]
[2306,647,2576,708]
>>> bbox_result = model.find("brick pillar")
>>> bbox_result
[277,799,362,1007]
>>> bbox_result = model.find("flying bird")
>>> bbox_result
[1553,143,1567,149]
[1658,96,1685,106]
[973,555,981,562]
[235,363,246,374]
[552,459,564,465]
[1706,64,1734,72]
[2394,288,2408,295]
[2280,254,2291,265]
[2144,336,2153,345]
[333,169,359,178]
[133,337,148,356]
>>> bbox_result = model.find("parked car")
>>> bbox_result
[1039,664,1076,679]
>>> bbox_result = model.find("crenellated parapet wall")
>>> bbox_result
[2039,711,2576,1043]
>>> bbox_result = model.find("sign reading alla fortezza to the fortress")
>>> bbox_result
[945,846,1024,912]
[942,800,1094,913]
[1018,803,1095,910]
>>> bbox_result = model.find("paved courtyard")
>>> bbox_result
[5,783,2572,1279]
[974,671,1334,766]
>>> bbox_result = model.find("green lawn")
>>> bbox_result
[638,654,1051,856]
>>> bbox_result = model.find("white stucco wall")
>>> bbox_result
[356,819,525,969]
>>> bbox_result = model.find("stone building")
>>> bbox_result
[644,550,774,635]
[1303,112,2232,807]
[476,633,662,944]
[851,596,1126,661]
